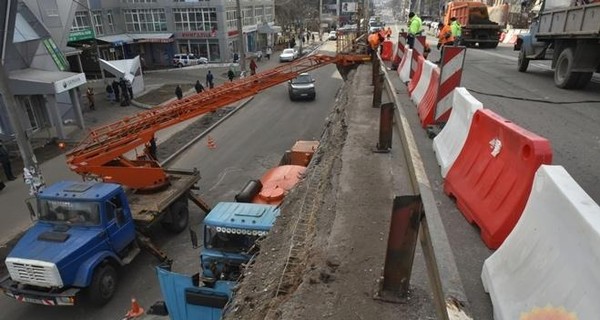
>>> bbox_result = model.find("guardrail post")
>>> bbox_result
[380,195,423,300]
[375,102,393,153]
[372,71,384,108]
[372,52,380,86]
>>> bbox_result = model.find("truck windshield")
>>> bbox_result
[38,200,101,226]
[204,225,262,253]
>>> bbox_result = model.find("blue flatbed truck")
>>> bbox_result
[0,168,210,306]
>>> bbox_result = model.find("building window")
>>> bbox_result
[226,10,237,31]
[265,6,273,23]
[173,0,209,2]
[124,9,167,32]
[106,10,115,34]
[254,7,263,24]
[71,11,91,31]
[242,8,252,26]
[173,8,217,32]
[93,10,104,35]
[178,39,220,61]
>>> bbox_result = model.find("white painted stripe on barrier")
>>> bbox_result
[399,48,412,83]
[411,60,436,105]
[435,91,453,122]
[482,165,600,320]
[440,50,465,85]
[502,30,515,44]
[433,87,482,178]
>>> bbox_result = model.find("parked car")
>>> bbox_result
[172,53,208,68]
[328,31,337,40]
[279,48,298,62]
[288,73,316,101]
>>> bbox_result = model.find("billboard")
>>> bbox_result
[341,2,357,13]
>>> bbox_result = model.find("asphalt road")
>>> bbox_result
[0,46,342,319]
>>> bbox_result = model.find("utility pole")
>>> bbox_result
[236,0,246,73]
[319,0,323,41]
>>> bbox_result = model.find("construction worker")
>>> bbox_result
[450,17,462,46]
[437,22,454,49]
[407,12,423,49]
[367,30,380,56]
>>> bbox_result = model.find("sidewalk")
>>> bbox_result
[0,41,325,246]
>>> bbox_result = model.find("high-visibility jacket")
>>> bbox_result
[438,25,454,45]
[368,33,380,49]
[408,16,423,36]
[451,21,462,37]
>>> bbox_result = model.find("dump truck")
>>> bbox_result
[444,1,504,48]
[0,169,209,306]
[151,141,318,320]
[515,0,600,89]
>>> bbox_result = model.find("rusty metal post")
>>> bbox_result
[372,71,384,108]
[375,102,394,152]
[380,195,423,300]
[371,51,380,86]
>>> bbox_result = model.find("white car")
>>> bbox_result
[279,48,298,62]
[172,53,208,67]
[328,31,337,40]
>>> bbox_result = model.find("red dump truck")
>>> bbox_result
[444,1,504,48]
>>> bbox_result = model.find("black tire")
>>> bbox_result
[518,47,529,72]
[88,264,117,307]
[177,63,183,68]
[575,72,593,89]
[554,48,580,89]
[162,200,189,233]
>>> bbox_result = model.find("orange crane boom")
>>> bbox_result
[66,53,367,190]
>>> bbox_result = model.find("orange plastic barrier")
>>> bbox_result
[381,40,394,61]
[417,65,440,127]
[443,109,553,249]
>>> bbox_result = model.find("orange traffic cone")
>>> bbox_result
[125,297,144,318]
[207,136,217,149]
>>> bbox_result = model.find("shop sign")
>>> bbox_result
[178,31,216,39]
[68,28,95,42]
[54,73,87,94]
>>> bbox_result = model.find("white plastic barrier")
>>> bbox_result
[398,48,412,83]
[410,60,437,106]
[481,165,600,320]
[432,87,482,178]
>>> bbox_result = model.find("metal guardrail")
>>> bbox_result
[377,53,472,319]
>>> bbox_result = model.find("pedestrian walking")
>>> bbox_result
[249,59,257,76]
[119,78,130,106]
[311,33,315,42]
[112,80,120,103]
[126,79,133,100]
[266,47,272,60]
[86,87,95,110]
[406,12,423,49]
[233,52,239,63]
[0,141,16,181]
[227,69,235,82]
[175,85,183,100]
[206,70,214,89]
[195,80,204,93]
[105,83,114,102]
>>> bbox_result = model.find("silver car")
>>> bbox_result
[279,48,298,62]
[288,73,316,101]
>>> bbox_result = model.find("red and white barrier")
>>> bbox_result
[407,55,426,100]
[434,46,466,124]
[391,32,407,70]
[398,48,412,83]
[444,109,553,249]
[482,165,600,320]
[381,39,394,61]
[502,29,527,44]
[410,36,426,78]
[432,88,482,178]
[416,65,440,127]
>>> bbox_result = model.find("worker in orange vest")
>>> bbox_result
[435,23,454,63]
[367,30,380,56]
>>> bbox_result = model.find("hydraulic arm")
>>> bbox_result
[66,53,367,190]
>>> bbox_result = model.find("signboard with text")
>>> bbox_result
[68,28,95,42]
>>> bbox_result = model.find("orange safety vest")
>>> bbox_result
[368,33,380,49]
[438,25,454,45]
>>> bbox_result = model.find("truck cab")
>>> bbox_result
[200,202,279,280]
[1,181,138,306]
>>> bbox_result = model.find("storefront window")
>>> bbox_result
[173,8,217,31]
[178,40,220,62]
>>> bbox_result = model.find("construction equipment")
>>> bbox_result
[444,1,504,48]
[515,0,600,89]
[66,55,367,191]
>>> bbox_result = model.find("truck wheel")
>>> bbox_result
[162,201,189,234]
[554,48,579,89]
[89,264,117,307]
[518,47,529,72]
[575,72,593,89]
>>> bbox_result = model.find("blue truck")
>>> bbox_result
[153,202,279,320]
[0,168,209,306]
